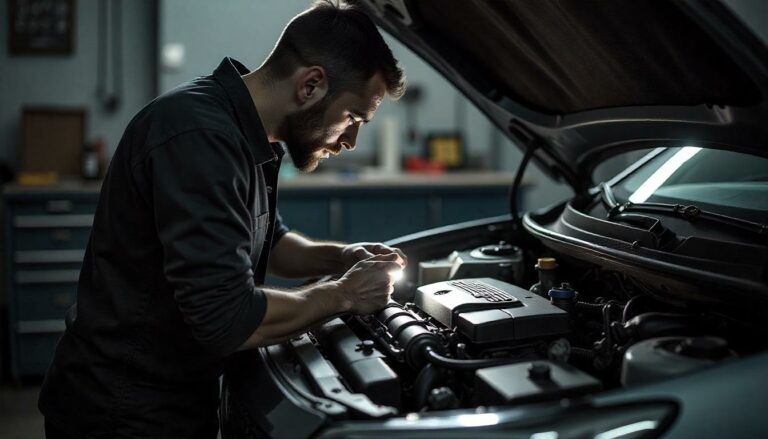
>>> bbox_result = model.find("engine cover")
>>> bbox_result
[415,278,569,343]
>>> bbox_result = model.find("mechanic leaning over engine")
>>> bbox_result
[37,2,407,438]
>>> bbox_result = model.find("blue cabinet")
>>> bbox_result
[3,189,98,379]
[275,195,331,241]
[339,194,431,243]
[275,184,512,243]
[439,192,509,225]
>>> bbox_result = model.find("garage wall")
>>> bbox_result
[0,0,157,166]
[158,0,571,209]
[0,0,571,211]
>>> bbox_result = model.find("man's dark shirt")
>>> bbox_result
[38,58,288,439]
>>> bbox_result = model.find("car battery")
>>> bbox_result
[474,360,601,405]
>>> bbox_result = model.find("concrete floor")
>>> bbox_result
[0,385,44,439]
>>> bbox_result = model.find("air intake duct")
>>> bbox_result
[375,302,444,369]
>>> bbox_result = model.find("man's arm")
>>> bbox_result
[267,231,345,279]
[240,253,402,348]
[268,231,406,279]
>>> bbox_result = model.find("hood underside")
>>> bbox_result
[362,0,768,190]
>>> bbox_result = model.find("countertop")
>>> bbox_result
[3,171,527,194]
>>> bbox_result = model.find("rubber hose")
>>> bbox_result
[576,301,604,314]
[413,364,441,409]
[424,348,523,371]
[570,347,596,361]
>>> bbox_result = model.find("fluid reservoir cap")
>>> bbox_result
[548,286,576,300]
[359,339,375,354]
[674,337,730,360]
[479,243,518,256]
[528,362,552,380]
[536,258,558,270]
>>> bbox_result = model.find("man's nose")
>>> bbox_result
[340,123,360,151]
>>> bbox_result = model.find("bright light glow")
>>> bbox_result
[629,146,701,203]
[389,269,404,282]
[530,432,559,439]
[405,413,420,422]
[594,420,659,439]
[456,413,500,427]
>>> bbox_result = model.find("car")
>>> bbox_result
[220,1,768,437]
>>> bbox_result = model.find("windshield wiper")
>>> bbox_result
[600,183,768,238]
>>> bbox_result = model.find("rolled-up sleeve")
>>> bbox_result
[272,210,290,248]
[147,129,266,358]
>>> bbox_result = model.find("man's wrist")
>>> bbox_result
[307,280,351,314]
[327,242,347,273]
[331,280,353,313]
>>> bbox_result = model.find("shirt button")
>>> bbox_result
[266,186,273,194]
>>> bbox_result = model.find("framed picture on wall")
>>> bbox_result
[8,0,75,55]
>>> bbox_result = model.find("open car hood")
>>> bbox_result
[361,0,768,191]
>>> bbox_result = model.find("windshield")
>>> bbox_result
[613,147,768,222]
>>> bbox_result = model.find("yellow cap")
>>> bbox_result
[536,257,558,270]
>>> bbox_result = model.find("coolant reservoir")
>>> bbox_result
[417,243,523,285]
[621,336,735,387]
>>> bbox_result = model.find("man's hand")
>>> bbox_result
[239,253,405,349]
[334,253,403,315]
[340,242,407,271]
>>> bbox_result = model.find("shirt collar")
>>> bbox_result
[212,57,284,165]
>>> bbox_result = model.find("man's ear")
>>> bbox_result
[295,66,328,107]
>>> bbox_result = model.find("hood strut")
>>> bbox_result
[510,140,539,226]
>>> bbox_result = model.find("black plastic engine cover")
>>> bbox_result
[314,319,401,410]
[415,278,569,343]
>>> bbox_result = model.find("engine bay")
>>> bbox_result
[281,223,767,419]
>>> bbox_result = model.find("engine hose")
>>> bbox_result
[413,364,442,409]
[614,312,696,344]
[622,296,643,323]
[423,347,524,371]
[570,347,596,361]
[575,301,604,314]
[602,302,615,348]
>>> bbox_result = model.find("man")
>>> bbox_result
[38,1,406,437]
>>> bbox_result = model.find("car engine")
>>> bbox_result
[304,238,755,416]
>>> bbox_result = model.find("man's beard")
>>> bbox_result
[280,96,336,173]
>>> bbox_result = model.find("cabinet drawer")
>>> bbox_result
[12,198,98,216]
[14,250,86,265]
[13,227,91,251]
[15,331,64,377]
[15,283,77,321]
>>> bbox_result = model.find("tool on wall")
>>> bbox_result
[97,0,123,112]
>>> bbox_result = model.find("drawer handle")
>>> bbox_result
[15,250,86,264]
[53,293,74,307]
[14,214,94,228]
[52,230,73,242]
[46,200,74,213]
[15,270,80,284]
[16,319,66,334]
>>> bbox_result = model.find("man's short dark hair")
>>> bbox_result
[262,0,406,100]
